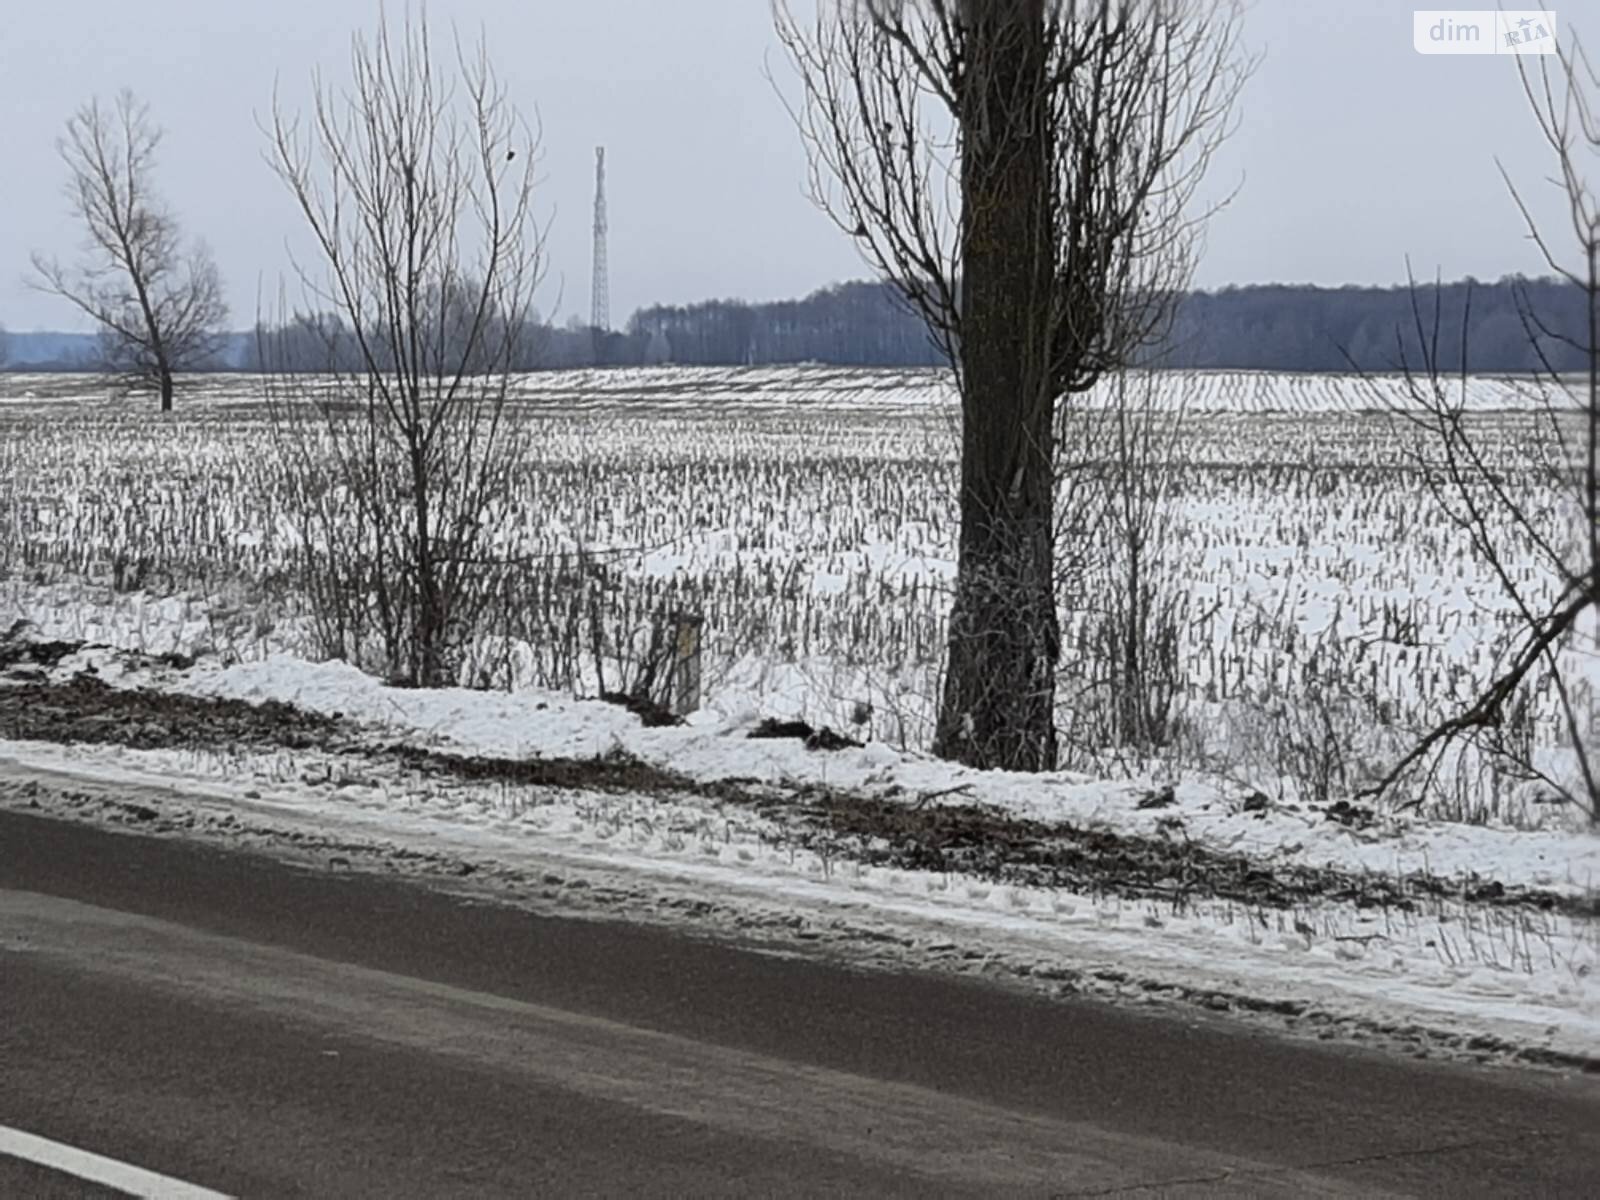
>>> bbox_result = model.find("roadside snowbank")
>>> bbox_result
[177,654,1600,903]
[2,734,1595,1069]
[4,645,1597,1066]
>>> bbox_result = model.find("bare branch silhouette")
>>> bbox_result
[30,91,228,412]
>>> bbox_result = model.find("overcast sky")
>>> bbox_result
[0,1,1582,332]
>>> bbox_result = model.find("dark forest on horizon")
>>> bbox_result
[4,276,1588,376]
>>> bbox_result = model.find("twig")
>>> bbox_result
[913,782,975,809]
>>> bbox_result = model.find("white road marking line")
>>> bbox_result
[0,1125,233,1199]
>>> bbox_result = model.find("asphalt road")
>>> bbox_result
[2,809,1598,1198]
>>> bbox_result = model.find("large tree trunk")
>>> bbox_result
[933,0,1060,772]
[158,368,173,413]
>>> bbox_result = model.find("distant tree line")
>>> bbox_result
[243,310,661,373]
[625,277,1591,374]
[1165,277,1590,372]
[245,280,941,371]
[8,276,1589,375]
[628,281,944,367]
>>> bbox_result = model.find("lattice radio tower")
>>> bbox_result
[591,146,609,332]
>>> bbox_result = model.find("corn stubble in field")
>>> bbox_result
[0,366,1586,829]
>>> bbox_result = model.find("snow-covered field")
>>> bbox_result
[0,366,1584,822]
[0,364,1562,413]
[0,366,1594,1066]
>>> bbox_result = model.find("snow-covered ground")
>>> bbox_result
[0,364,1565,414]
[1,367,1594,1067]
[3,646,1596,1069]
[172,655,1600,900]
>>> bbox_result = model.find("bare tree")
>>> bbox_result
[0,322,9,370]
[30,91,228,412]
[775,0,1246,770]
[1066,369,1191,759]
[1361,34,1599,825]
[262,11,543,688]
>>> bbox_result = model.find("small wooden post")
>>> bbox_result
[671,612,704,717]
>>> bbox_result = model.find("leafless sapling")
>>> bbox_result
[262,11,544,687]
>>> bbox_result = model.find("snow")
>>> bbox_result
[2,368,1579,820]
[4,648,1595,1066]
[171,654,1600,903]
[1,364,1559,416]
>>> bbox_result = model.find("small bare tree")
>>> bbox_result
[1073,370,1190,756]
[775,0,1247,770]
[263,12,543,687]
[31,91,228,412]
[1361,33,1598,825]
